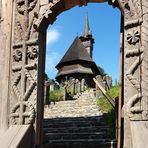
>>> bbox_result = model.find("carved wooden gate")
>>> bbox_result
[0,0,148,147]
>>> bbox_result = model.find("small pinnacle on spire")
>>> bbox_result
[83,13,91,37]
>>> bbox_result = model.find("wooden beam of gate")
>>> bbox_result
[117,14,124,148]
[93,78,115,108]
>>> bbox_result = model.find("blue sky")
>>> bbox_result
[45,2,121,83]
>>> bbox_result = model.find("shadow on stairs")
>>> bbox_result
[42,116,117,148]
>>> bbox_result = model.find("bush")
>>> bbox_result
[97,84,119,112]
[50,89,63,102]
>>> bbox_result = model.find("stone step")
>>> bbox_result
[44,126,110,133]
[44,116,104,124]
[44,125,110,132]
[42,139,117,148]
[44,116,104,123]
[44,122,107,128]
[44,119,106,127]
[46,132,111,140]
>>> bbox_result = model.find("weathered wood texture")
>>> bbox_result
[0,125,32,148]
[93,78,115,107]
[117,14,124,148]
[1,0,148,147]
[0,0,13,136]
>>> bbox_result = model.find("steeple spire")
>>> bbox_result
[79,12,94,58]
[83,13,91,37]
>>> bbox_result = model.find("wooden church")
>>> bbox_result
[55,14,100,87]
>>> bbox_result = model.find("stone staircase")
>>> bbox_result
[44,89,102,118]
[43,89,116,148]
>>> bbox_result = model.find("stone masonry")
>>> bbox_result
[43,89,116,148]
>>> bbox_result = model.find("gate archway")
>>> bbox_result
[0,0,148,147]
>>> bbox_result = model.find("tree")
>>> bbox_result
[97,66,106,77]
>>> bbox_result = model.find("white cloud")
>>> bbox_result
[46,28,61,79]
[45,51,60,79]
[46,28,60,46]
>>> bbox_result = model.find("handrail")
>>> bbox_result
[93,78,115,108]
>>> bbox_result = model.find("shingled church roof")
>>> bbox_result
[55,14,100,84]
[56,37,93,69]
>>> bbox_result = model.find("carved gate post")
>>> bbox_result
[117,0,148,147]
[0,0,13,136]
[8,0,46,146]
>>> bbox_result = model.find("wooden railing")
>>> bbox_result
[93,77,118,139]
[93,78,115,107]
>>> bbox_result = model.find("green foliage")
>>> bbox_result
[50,89,63,102]
[108,84,119,104]
[97,66,106,77]
[97,84,119,137]
[44,73,49,81]
[97,84,119,112]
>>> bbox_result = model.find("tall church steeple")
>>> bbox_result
[83,13,91,37]
[80,13,94,58]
